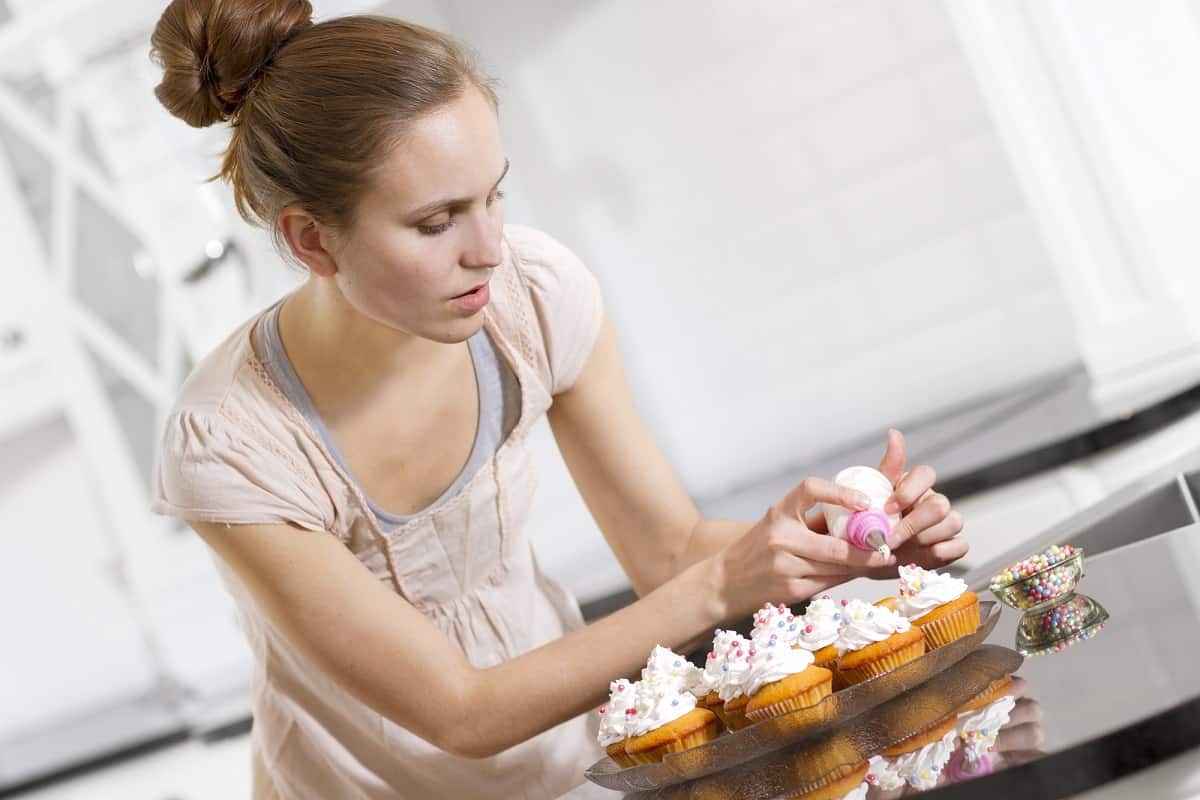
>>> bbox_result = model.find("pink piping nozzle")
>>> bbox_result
[845,509,892,552]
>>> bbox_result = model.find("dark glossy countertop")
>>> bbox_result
[565,450,1200,799]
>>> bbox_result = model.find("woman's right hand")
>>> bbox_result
[710,476,901,619]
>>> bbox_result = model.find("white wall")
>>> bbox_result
[411,0,1080,597]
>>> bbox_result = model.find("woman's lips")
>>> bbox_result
[451,282,490,311]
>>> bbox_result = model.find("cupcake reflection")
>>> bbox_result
[864,674,1043,796]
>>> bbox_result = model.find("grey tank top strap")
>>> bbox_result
[253,300,520,531]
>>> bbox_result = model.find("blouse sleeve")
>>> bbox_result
[151,409,331,532]
[504,224,605,395]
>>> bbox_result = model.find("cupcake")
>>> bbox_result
[865,754,905,791]
[752,601,804,645]
[623,682,720,765]
[743,634,834,725]
[596,678,638,768]
[778,762,869,800]
[895,564,980,649]
[881,716,958,790]
[958,674,1015,714]
[833,599,925,686]
[696,629,742,710]
[641,645,704,697]
[956,694,1016,762]
[712,633,754,730]
[795,595,842,671]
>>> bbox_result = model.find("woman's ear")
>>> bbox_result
[278,206,339,277]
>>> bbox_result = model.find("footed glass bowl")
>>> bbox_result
[990,549,1085,611]
[1016,591,1108,656]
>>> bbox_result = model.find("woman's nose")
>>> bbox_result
[460,209,503,270]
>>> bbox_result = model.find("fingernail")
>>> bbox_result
[855,493,871,510]
[884,501,899,514]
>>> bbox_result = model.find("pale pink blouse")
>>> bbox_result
[152,224,606,798]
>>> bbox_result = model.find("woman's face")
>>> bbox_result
[328,85,508,344]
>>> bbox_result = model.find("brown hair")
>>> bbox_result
[150,0,498,243]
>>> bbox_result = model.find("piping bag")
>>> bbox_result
[820,465,900,558]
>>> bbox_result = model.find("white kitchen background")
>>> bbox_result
[3,0,1200,793]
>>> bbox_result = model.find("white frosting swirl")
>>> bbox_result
[834,598,912,655]
[957,694,1016,760]
[866,754,905,791]
[840,782,869,800]
[714,634,754,702]
[743,635,816,696]
[797,595,841,651]
[597,678,637,747]
[896,564,968,619]
[696,629,741,698]
[629,682,696,736]
[894,729,957,790]
[641,645,702,696]
[751,602,803,645]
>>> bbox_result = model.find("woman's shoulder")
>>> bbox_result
[153,303,333,532]
[498,224,604,395]
[170,308,270,418]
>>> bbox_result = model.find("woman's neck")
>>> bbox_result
[277,278,463,422]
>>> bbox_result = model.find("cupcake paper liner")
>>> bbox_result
[920,600,981,650]
[837,639,925,686]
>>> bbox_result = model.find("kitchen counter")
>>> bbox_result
[564,448,1200,799]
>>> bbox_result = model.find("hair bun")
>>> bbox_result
[151,0,313,127]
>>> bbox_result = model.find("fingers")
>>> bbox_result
[887,489,951,547]
[877,428,907,484]
[789,527,898,569]
[928,536,969,564]
[776,477,869,521]
[908,508,964,547]
[996,721,1044,752]
[885,464,937,514]
[1006,697,1042,729]
[804,509,829,534]
[1008,675,1030,699]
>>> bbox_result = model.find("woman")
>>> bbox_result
[149,2,967,797]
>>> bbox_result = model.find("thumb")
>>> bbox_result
[878,428,907,485]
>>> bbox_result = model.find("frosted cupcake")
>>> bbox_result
[795,595,841,671]
[713,634,755,730]
[696,630,741,712]
[956,694,1016,763]
[641,645,703,696]
[895,564,980,649]
[623,682,720,765]
[778,762,869,800]
[752,601,804,645]
[596,678,638,767]
[959,674,1015,714]
[834,599,925,686]
[881,716,958,790]
[743,633,834,726]
[865,754,905,791]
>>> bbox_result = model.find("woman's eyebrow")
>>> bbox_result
[407,158,510,218]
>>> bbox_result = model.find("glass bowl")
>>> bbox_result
[990,548,1085,611]
[1015,591,1108,656]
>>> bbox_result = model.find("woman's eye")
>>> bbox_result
[417,190,504,236]
[418,219,454,236]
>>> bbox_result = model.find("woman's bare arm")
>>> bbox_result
[191,519,723,759]
[549,318,967,594]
